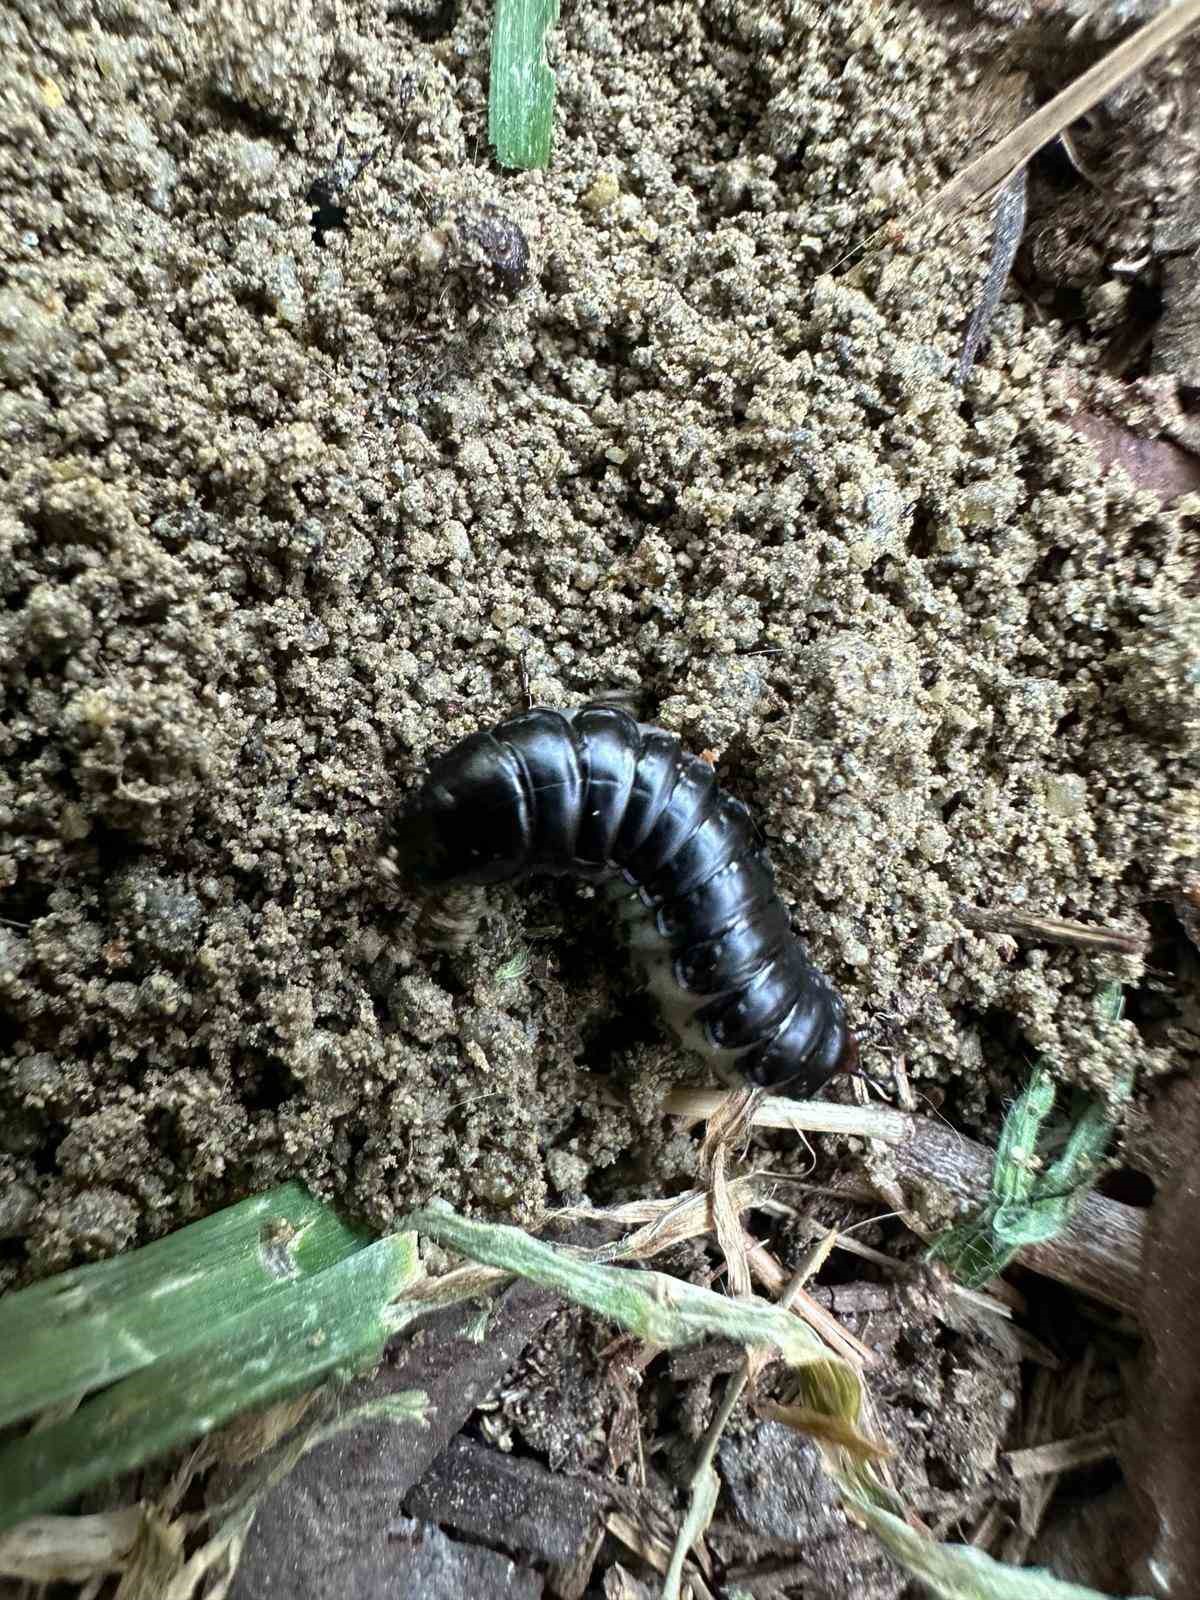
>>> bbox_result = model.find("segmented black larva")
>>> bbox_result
[392,707,857,1099]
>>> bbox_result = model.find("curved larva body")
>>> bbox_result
[394,707,857,1098]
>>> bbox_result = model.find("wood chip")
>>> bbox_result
[604,1513,716,1599]
[1005,1423,1124,1479]
[0,1509,143,1585]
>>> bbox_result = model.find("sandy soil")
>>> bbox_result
[1,0,1197,1290]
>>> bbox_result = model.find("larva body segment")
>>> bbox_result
[395,707,857,1098]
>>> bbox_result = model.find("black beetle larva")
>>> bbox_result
[391,707,858,1099]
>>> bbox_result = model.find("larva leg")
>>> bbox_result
[413,884,489,953]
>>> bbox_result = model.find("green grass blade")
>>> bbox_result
[845,1492,1151,1600]
[0,1184,371,1431]
[991,1067,1055,1208]
[927,984,1131,1288]
[0,1232,418,1530]
[407,1203,857,1392]
[488,0,560,169]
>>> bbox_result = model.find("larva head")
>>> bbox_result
[738,1012,859,1101]
[387,728,534,888]
[386,789,531,888]
[385,801,456,886]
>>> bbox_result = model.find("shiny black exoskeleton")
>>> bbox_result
[394,707,857,1098]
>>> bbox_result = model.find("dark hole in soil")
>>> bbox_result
[1096,1166,1155,1208]
[542,885,617,980]
[1106,277,1165,380]
[1,884,52,932]
[0,1239,28,1276]
[938,1006,1033,1125]
[1123,983,1179,1029]
[1124,276,1163,330]
[1034,136,1086,191]
[577,1004,658,1078]
[29,1125,69,1175]
[1049,286,1088,329]
[1051,1456,1126,1504]
[241,1059,294,1114]
[893,1332,923,1369]
[305,145,377,247]
[389,0,459,40]
[1012,1269,1131,1361]
[207,90,289,141]
[308,197,349,247]
[1124,901,1188,1034]
[429,955,474,1001]
[618,485,678,527]
[907,515,938,560]
[1053,705,1083,739]
[343,1121,370,1164]
[1036,544,1071,585]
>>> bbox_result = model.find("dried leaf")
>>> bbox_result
[0,1508,142,1584]
[757,1400,893,1462]
[958,169,1028,384]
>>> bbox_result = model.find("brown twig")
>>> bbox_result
[741,1234,877,1370]
[605,1512,716,1600]
[932,0,1200,216]
[664,1088,1146,1312]
[883,1121,1145,1314]
[958,903,1147,956]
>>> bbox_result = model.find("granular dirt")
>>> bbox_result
[1,0,1198,1285]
